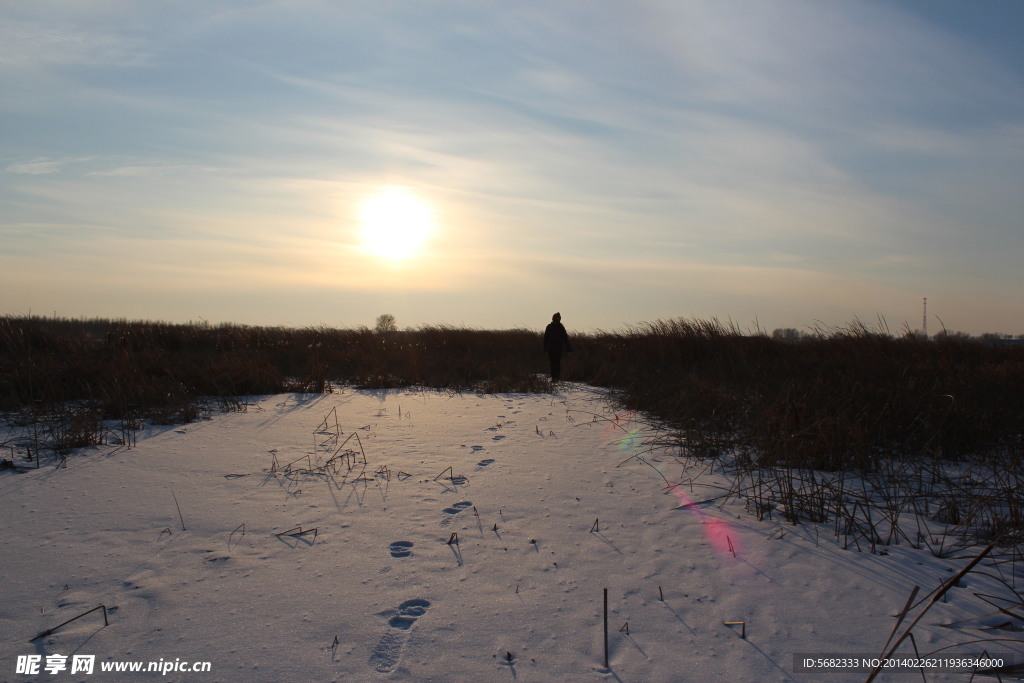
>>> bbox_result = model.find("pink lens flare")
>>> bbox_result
[669,486,740,559]
[611,414,740,559]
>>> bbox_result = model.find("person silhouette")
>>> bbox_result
[543,312,572,382]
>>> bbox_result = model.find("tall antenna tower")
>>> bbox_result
[922,297,928,338]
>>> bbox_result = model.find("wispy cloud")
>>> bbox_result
[5,157,92,175]
[0,18,151,72]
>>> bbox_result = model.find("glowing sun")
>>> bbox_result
[358,187,434,261]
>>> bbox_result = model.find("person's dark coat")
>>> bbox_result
[543,321,572,355]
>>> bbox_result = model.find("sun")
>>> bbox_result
[358,187,434,261]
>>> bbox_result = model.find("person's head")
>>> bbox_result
[552,312,561,322]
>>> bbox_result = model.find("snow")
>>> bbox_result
[0,384,1018,681]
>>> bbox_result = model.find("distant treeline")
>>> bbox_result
[2,314,1022,470]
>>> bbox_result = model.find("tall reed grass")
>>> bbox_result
[0,316,549,420]
[572,318,1024,470]
[3,314,1022,472]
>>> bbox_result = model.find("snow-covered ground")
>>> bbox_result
[1,384,1018,681]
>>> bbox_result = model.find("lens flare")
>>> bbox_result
[616,429,642,452]
[602,412,642,452]
[669,487,740,559]
[608,409,739,560]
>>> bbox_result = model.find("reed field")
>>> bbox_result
[3,313,1024,556]
[3,314,1021,466]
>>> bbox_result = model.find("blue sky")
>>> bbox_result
[2,0,1023,334]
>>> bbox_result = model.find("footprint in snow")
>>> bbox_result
[475,459,495,471]
[368,599,432,673]
[440,501,473,527]
[389,541,414,558]
[492,434,506,442]
[470,445,485,452]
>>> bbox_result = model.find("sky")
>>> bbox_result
[2,0,1023,335]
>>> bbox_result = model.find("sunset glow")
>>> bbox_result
[2,2,1022,331]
